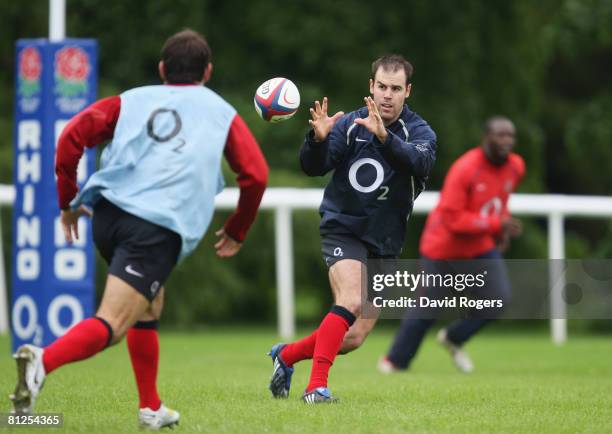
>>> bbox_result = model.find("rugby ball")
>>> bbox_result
[253,77,300,122]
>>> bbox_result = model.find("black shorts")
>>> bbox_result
[321,233,396,268]
[92,198,182,302]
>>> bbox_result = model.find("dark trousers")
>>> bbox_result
[387,249,510,369]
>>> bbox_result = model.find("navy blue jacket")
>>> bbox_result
[300,104,436,255]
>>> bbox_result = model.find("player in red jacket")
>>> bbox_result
[380,116,524,373]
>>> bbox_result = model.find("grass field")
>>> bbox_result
[1,328,611,433]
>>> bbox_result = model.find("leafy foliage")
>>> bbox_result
[0,0,611,325]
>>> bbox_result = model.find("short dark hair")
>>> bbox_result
[483,116,513,134]
[161,29,211,84]
[371,54,414,85]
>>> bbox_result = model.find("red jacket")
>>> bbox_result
[420,147,525,259]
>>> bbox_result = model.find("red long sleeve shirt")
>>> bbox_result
[55,94,268,242]
[420,147,525,259]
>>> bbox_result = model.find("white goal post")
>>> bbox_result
[2,185,612,343]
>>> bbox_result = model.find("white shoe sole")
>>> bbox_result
[139,419,179,430]
[10,346,36,414]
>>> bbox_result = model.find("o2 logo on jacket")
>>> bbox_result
[348,158,389,200]
[480,197,502,217]
[349,158,389,200]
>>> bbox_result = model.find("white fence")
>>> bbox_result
[2,185,612,343]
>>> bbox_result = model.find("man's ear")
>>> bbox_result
[158,61,166,83]
[203,63,213,83]
[369,78,374,95]
[405,83,412,99]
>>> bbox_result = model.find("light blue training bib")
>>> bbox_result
[74,84,236,261]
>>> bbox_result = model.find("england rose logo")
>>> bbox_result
[55,46,90,97]
[18,47,42,97]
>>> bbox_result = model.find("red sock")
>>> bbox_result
[280,331,317,367]
[306,306,354,392]
[127,324,161,411]
[43,317,111,374]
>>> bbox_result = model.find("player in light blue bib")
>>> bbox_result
[11,29,269,429]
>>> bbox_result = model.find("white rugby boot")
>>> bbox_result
[437,329,474,373]
[377,356,403,374]
[139,403,180,430]
[10,344,46,414]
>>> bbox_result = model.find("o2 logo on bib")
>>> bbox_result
[147,108,186,153]
[348,158,389,200]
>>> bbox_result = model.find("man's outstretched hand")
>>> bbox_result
[309,97,344,142]
[353,96,388,143]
